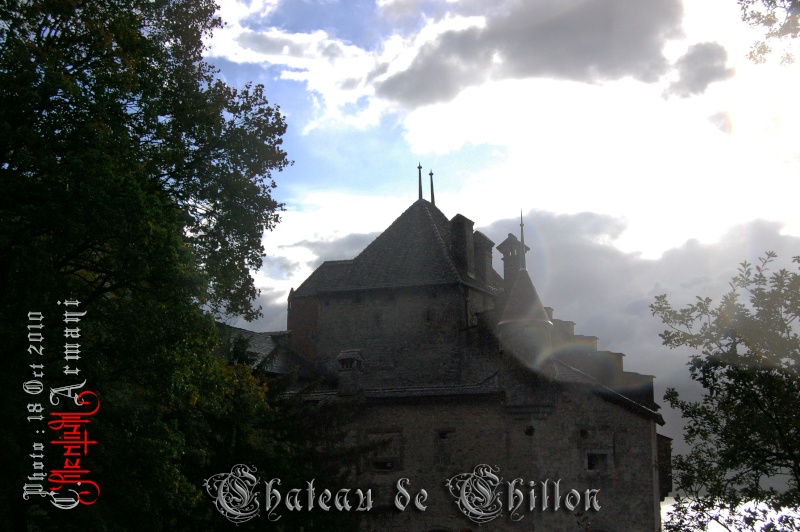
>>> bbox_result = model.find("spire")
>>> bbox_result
[417,163,423,200]
[429,169,435,206]
[497,209,552,327]
[519,210,527,271]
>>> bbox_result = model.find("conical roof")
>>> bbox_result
[499,268,551,325]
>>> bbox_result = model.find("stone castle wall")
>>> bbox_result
[290,284,496,384]
[355,386,660,532]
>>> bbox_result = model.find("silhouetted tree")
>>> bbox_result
[0,0,293,529]
[652,252,800,531]
[739,0,800,62]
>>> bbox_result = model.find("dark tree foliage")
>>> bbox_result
[0,0,361,530]
[0,0,290,322]
[651,252,800,531]
[739,0,800,63]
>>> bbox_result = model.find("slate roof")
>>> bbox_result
[499,268,552,325]
[292,199,501,296]
[296,359,663,425]
[223,326,317,377]
[290,260,354,297]
[553,358,665,425]
[299,376,502,402]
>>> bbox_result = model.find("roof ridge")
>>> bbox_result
[352,200,421,261]
[419,200,461,282]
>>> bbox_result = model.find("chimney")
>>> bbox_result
[473,231,494,285]
[496,233,529,295]
[450,214,475,278]
[337,349,364,396]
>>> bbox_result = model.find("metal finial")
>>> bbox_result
[520,210,527,271]
[418,163,422,200]
[429,169,435,206]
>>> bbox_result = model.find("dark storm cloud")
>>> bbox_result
[281,232,380,268]
[482,212,800,454]
[230,288,289,333]
[665,41,734,98]
[260,255,300,280]
[242,233,380,332]
[377,0,683,107]
[485,214,798,366]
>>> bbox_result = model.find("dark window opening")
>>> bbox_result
[587,453,608,471]
[372,460,395,471]
[366,430,403,472]
[525,425,535,436]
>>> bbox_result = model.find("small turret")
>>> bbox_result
[496,233,529,296]
[497,214,552,370]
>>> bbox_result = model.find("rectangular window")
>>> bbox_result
[587,452,610,471]
[372,459,396,471]
[366,429,403,472]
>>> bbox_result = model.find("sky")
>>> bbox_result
[205,0,800,457]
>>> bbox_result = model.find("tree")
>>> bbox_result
[651,252,800,531]
[739,0,800,63]
[0,0,295,529]
[0,0,290,321]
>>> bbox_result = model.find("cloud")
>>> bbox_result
[230,288,289,332]
[260,255,301,280]
[241,231,383,330]
[281,232,380,268]
[479,213,800,455]
[209,0,685,125]
[377,0,684,107]
[237,31,309,57]
[208,11,386,129]
[665,41,734,98]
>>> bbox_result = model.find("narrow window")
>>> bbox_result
[587,453,609,471]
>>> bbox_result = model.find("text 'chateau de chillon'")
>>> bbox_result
[242,167,672,531]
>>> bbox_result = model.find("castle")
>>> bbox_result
[253,170,670,531]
